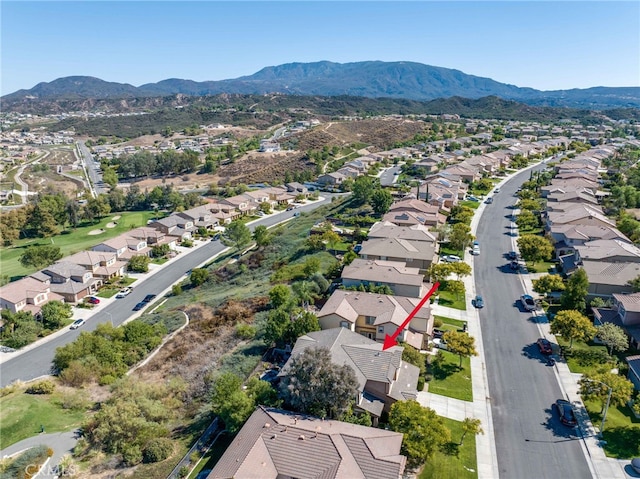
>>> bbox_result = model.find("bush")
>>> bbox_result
[172,284,183,296]
[1,445,49,479]
[235,324,257,340]
[25,380,55,395]
[55,389,91,411]
[122,444,143,466]
[142,438,174,463]
[433,318,443,328]
[58,361,95,387]
[417,376,425,391]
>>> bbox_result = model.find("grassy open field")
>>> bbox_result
[0,386,86,450]
[0,211,155,280]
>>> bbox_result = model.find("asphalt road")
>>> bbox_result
[77,141,107,195]
[379,165,401,186]
[476,166,591,479]
[0,195,339,387]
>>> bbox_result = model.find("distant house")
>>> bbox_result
[384,201,446,227]
[593,293,640,350]
[367,221,438,244]
[65,250,126,281]
[92,234,151,260]
[575,239,640,264]
[37,261,101,303]
[281,328,420,421]
[551,224,629,259]
[341,258,429,298]
[317,172,346,186]
[152,215,196,240]
[581,261,640,296]
[207,405,406,479]
[0,276,62,316]
[359,237,437,274]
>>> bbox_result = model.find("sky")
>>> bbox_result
[1,1,639,96]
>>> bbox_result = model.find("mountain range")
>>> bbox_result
[3,61,639,110]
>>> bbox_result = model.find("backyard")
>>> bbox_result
[418,417,478,479]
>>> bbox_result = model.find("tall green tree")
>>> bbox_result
[442,330,478,367]
[448,223,473,251]
[460,417,484,446]
[222,220,252,252]
[210,372,255,433]
[370,188,393,215]
[532,274,565,295]
[268,284,292,310]
[388,400,451,469]
[550,310,596,348]
[40,300,72,329]
[279,346,359,419]
[252,225,271,247]
[561,268,589,311]
[579,372,634,413]
[19,245,63,269]
[352,175,376,205]
[517,235,554,266]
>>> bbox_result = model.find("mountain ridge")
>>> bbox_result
[3,61,639,110]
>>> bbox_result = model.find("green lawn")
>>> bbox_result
[435,316,466,331]
[437,290,467,311]
[439,245,464,257]
[428,350,473,402]
[525,261,556,274]
[0,211,155,280]
[0,388,87,449]
[555,338,612,375]
[188,432,234,478]
[583,399,640,459]
[419,417,478,479]
[459,201,480,210]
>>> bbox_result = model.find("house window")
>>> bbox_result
[378,326,385,334]
[365,316,375,325]
[340,321,349,329]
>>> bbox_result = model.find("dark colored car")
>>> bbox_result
[510,260,519,271]
[432,328,444,339]
[133,302,146,311]
[86,296,100,304]
[536,338,553,355]
[143,294,157,303]
[508,251,518,260]
[473,295,484,308]
[631,458,640,474]
[554,399,578,427]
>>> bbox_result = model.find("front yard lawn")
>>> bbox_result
[418,417,477,479]
[584,399,640,459]
[428,350,473,402]
[437,290,467,311]
[555,338,612,375]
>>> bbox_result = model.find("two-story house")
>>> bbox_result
[341,259,429,298]
[280,328,420,423]
[92,234,151,260]
[359,237,437,274]
[0,276,62,316]
[37,261,101,303]
[65,250,126,281]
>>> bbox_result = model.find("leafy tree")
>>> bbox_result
[532,274,565,295]
[102,167,118,189]
[151,244,170,258]
[444,279,465,301]
[627,275,640,292]
[448,223,473,251]
[279,346,359,419]
[264,308,290,347]
[550,310,596,348]
[245,377,281,407]
[388,400,451,469]
[303,257,321,276]
[579,372,634,412]
[321,230,341,253]
[252,225,271,247]
[449,205,474,225]
[190,268,209,287]
[269,284,292,310]
[84,196,111,222]
[20,245,63,269]
[40,300,72,329]
[305,234,325,252]
[128,255,150,273]
[516,235,554,266]
[515,210,539,231]
[370,188,393,215]
[210,373,255,433]
[596,323,628,355]
[292,280,320,307]
[561,268,589,311]
[460,417,484,446]
[222,220,252,252]
[449,262,471,280]
[518,198,543,211]
[428,263,452,283]
[442,330,478,367]
[352,175,375,205]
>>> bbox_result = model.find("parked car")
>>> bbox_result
[116,287,132,298]
[133,302,146,311]
[631,458,640,474]
[510,260,520,271]
[508,251,518,260]
[466,195,480,202]
[432,338,448,350]
[432,328,444,339]
[473,295,484,308]
[521,294,537,311]
[554,399,578,427]
[442,254,462,263]
[70,319,85,330]
[494,187,501,193]
[143,294,157,303]
[536,338,553,355]
[485,196,493,204]
[472,245,480,255]
[86,296,100,305]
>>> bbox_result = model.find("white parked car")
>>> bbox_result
[70,319,85,330]
[116,287,133,298]
[432,338,448,350]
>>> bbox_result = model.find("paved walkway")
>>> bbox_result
[0,430,79,478]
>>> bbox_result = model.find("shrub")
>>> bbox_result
[56,389,91,411]
[172,284,183,296]
[142,438,174,463]
[58,361,95,387]
[433,318,443,328]
[122,444,143,466]
[98,374,117,386]
[25,380,55,395]
[417,376,425,391]
[235,324,257,340]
